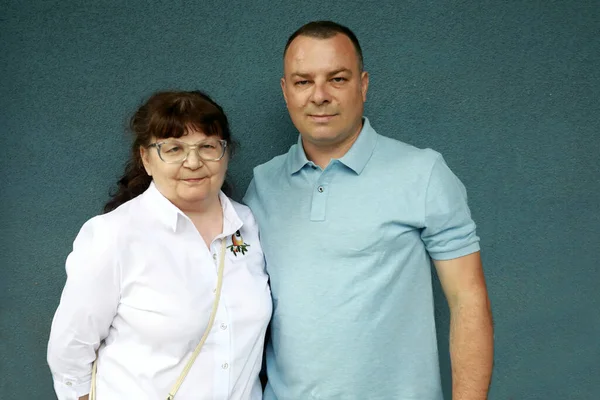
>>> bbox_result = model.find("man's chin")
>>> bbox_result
[302,131,344,146]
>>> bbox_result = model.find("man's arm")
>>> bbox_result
[434,251,493,400]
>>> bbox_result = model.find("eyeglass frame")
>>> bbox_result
[147,139,228,164]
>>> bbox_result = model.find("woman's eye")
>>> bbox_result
[165,146,182,153]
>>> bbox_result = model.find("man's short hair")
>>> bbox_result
[283,20,364,71]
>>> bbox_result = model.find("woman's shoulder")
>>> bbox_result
[77,196,144,241]
[227,197,258,228]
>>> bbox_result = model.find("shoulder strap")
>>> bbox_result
[90,239,228,400]
[167,239,227,399]
[90,355,97,400]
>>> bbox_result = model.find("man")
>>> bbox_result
[244,20,493,400]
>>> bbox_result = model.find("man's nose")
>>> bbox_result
[310,82,331,105]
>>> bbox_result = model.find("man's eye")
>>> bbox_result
[332,77,347,83]
[295,80,309,86]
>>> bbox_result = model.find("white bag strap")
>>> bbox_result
[90,239,228,400]
[90,354,97,400]
[167,239,227,399]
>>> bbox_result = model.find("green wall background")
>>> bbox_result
[1,1,599,399]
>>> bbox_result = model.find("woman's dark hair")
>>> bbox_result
[104,90,235,213]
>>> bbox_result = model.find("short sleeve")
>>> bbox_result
[47,216,121,399]
[421,155,480,260]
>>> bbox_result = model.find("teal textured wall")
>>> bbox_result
[1,1,599,399]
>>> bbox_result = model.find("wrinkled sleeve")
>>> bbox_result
[47,216,120,399]
[420,155,480,260]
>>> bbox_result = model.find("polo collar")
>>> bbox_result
[288,134,311,174]
[337,117,377,175]
[287,117,378,175]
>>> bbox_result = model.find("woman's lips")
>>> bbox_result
[182,178,207,183]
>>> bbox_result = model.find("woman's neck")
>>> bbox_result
[181,197,224,248]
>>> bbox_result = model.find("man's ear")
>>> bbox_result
[140,146,152,176]
[360,71,369,102]
[281,77,288,106]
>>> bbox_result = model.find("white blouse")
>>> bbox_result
[47,183,272,400]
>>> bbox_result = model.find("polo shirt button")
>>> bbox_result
[317,186,324,193]
[222,362,229,369]
[65,382,72,386]
[212,253,217,260]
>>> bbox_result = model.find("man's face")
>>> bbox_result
[281,34,369,151]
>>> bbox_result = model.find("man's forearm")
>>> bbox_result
[449,291,494,399]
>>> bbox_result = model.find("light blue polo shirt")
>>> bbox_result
[244,118,480,400]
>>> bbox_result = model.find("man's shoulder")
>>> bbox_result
[255,152,288,171]
[243,147,294,206]
[252,148,293,180]
[376,133,442,169]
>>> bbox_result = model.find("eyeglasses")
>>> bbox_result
[148,139,227,164]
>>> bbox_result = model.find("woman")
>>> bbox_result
[47,90,272,400]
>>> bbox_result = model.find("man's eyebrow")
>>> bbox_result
[289,68,353,79]
[327,68,352,77]
[289,72,312,78]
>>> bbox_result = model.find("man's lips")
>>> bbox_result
[308,114,337,122]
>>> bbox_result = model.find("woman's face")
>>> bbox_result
[140,129,229,212]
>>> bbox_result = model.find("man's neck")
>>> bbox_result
[302,123,363,169]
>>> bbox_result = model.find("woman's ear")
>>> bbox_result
[140,146,152,176]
